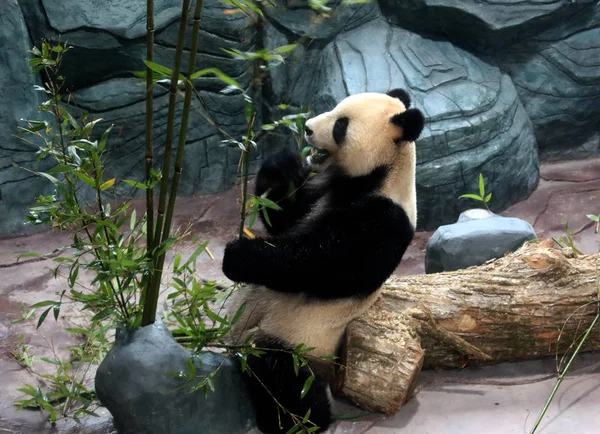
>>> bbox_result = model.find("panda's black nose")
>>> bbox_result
[305,126,313,136]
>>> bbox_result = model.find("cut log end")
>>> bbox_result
[336,240,600,415]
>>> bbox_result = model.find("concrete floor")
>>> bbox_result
[1,157,599,433]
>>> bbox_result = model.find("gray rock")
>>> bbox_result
[378,0,596,51]
[456,208,494,223]
[500,3,600,161]
[68,78,256,199]
[95,317,256,434]
[287,19,539,230]
[20,0,256,91]
[0,0,51,238]
[425,213,537,274]
[264,0,380,41]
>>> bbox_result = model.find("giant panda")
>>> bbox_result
[221,88,425,434]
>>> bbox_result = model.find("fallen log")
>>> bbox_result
[337,240,600,415]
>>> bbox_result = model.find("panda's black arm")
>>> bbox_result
[222,199,414,298]
[255,147,324,236]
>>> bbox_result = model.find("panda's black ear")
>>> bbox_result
[387,88,411,108]
[390,108,425,142]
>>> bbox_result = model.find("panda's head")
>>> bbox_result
[304,89,424,226]
[304,89,424,178]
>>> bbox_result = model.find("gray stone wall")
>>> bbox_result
[1,0,599,236]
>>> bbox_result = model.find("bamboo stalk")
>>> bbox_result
[145,0,155,257]
[151,0,191,251]
[141,0,191,327]
[142,0,204,327]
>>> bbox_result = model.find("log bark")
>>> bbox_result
[337,240,600,415]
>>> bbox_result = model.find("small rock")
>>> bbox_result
[95,317,256,434]
[425,212,537,274]
[457,208,494,223]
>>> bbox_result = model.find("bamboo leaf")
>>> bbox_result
[99,125,113,152]
[75,172,96,188]
[189,67,242,90]
[29,300,57,309]
[38,172,60,186]
[99,178,116,190]
[300,375,314,399]
[143,60,173,78]
[458,194,483,201]
[485,193,492,203]
[272,44,298,54]
[37,307,51,329]
[123,179,148,190]
[479,173,485,197]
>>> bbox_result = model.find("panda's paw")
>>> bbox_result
[256,147,308,201]
[222,237,252,282]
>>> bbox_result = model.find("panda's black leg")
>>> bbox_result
[241,344,332,434]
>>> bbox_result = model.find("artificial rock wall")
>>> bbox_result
[1,0,599,236]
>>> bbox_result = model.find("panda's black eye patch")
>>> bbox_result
[333,117,349,145]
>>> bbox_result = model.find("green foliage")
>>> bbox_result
[458,173,492,212]
[552,219,583,255]
[12,0,373,429]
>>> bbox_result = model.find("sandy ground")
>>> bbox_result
[0,157,599,433]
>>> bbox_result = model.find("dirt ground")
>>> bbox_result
[1,157,599,433]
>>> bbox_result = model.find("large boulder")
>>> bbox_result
[0,0,50,238]
[16,0,260,203]
[425,209,537,274]
[263,0,379,41]
[500,3,600,160]
[95,317,256,434]
[378,0,596,51]
[285,19,539,230]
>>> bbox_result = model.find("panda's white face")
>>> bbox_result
[304,92,423,177]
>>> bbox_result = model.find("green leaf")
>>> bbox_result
[485,193,492,203]
[52,304,60,321]
[17,252,40,260]
[40,357,61,365]
[285,425,300,434]
[130,209,137,231]
[65,327,90,335]
[206,377,215,392]
[302,408,312,423]
[29,300,57,309]
[204,308,227,324]
[261,124,276,131]
[458,193,483,201]
[478,173,485,198]
[293,354,300,376]
[37,307,51,329]
[182,241,209,269]
[272,44,298,54]
[143,60,173,78]
[587,214,600,222]
[123,179,148,190]
[99,125,113,152]
[189,67,242,90]
[38,172,60,187]
[261,207,272,227]
[231,302,246,325]
[260,197,283,211]
[300,375,314,399]
[75,172,96,188]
